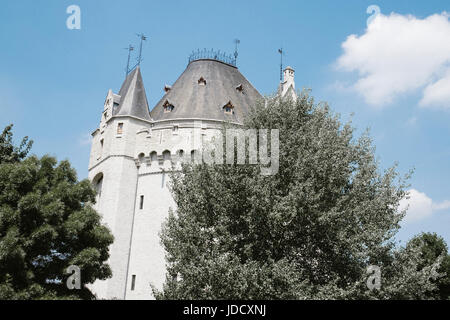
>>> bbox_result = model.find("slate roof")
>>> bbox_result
[113,67,151,121]
[150,59,262,123]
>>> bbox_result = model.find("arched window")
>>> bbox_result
[150,151,158,163]
[138,152,145,164]
[92,172,104,200]
[191,150,200,163]
[176,150,185,163]
[163,150,171,163]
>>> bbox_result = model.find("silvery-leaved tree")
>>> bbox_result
[155,92,447,300]
[0,124,114,299]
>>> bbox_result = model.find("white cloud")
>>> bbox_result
[420,68,450,108]
[336,12,450,108]
[399,189,433,223]
[432,200,450,211]
[399,189,450,223]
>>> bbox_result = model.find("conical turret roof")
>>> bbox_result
[150,59,262,123]
[114,67,151,121]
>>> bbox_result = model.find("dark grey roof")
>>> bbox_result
[150,59,262,123]
[114,67,151,121]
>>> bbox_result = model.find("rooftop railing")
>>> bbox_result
[188,49,237,67]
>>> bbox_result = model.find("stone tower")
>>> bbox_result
[88,53,266,299]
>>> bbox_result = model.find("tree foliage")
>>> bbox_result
[406,232,450,299]
[0,124,113,299]
[0,124,32,164]
[156,93,445,299]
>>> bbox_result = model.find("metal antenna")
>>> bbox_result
[136,33,147,66]
[124,45,134,76]
[278,48,284,81]
[234,39,240,64]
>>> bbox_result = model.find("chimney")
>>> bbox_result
[280,66,297,101]
[283,66,295,89]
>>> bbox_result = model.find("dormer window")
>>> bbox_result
[198,77,206,86]
[235,84,244,93]
[223,101,234,115]
[163,100,174,113]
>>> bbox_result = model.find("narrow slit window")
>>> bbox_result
[100,139,104,157]
[131,275,136,291]
[95,175,103,199]
[117,123,124,134]
[191,150,197,162]
[139,195,144,210]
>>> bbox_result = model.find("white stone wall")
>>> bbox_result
[124,172,174,300]
[123,119,224,299]
[89,105,228,299]
[88,116,141,299]
[89,157,138,299]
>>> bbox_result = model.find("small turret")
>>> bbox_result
[114,66,151,121]
[279,66,297,101]
[100,89,120,131]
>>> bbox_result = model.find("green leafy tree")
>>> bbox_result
[405,233,450,299]
[156,93,443,299]
[0,124,32,164]
[0,124,114,299]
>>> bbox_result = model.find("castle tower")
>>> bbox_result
[88,67,152,299]
[88,53,262,299]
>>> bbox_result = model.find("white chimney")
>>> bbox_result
[283,66,295,89]
[280,66,296,101]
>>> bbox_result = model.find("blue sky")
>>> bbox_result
[1,0,449,246]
